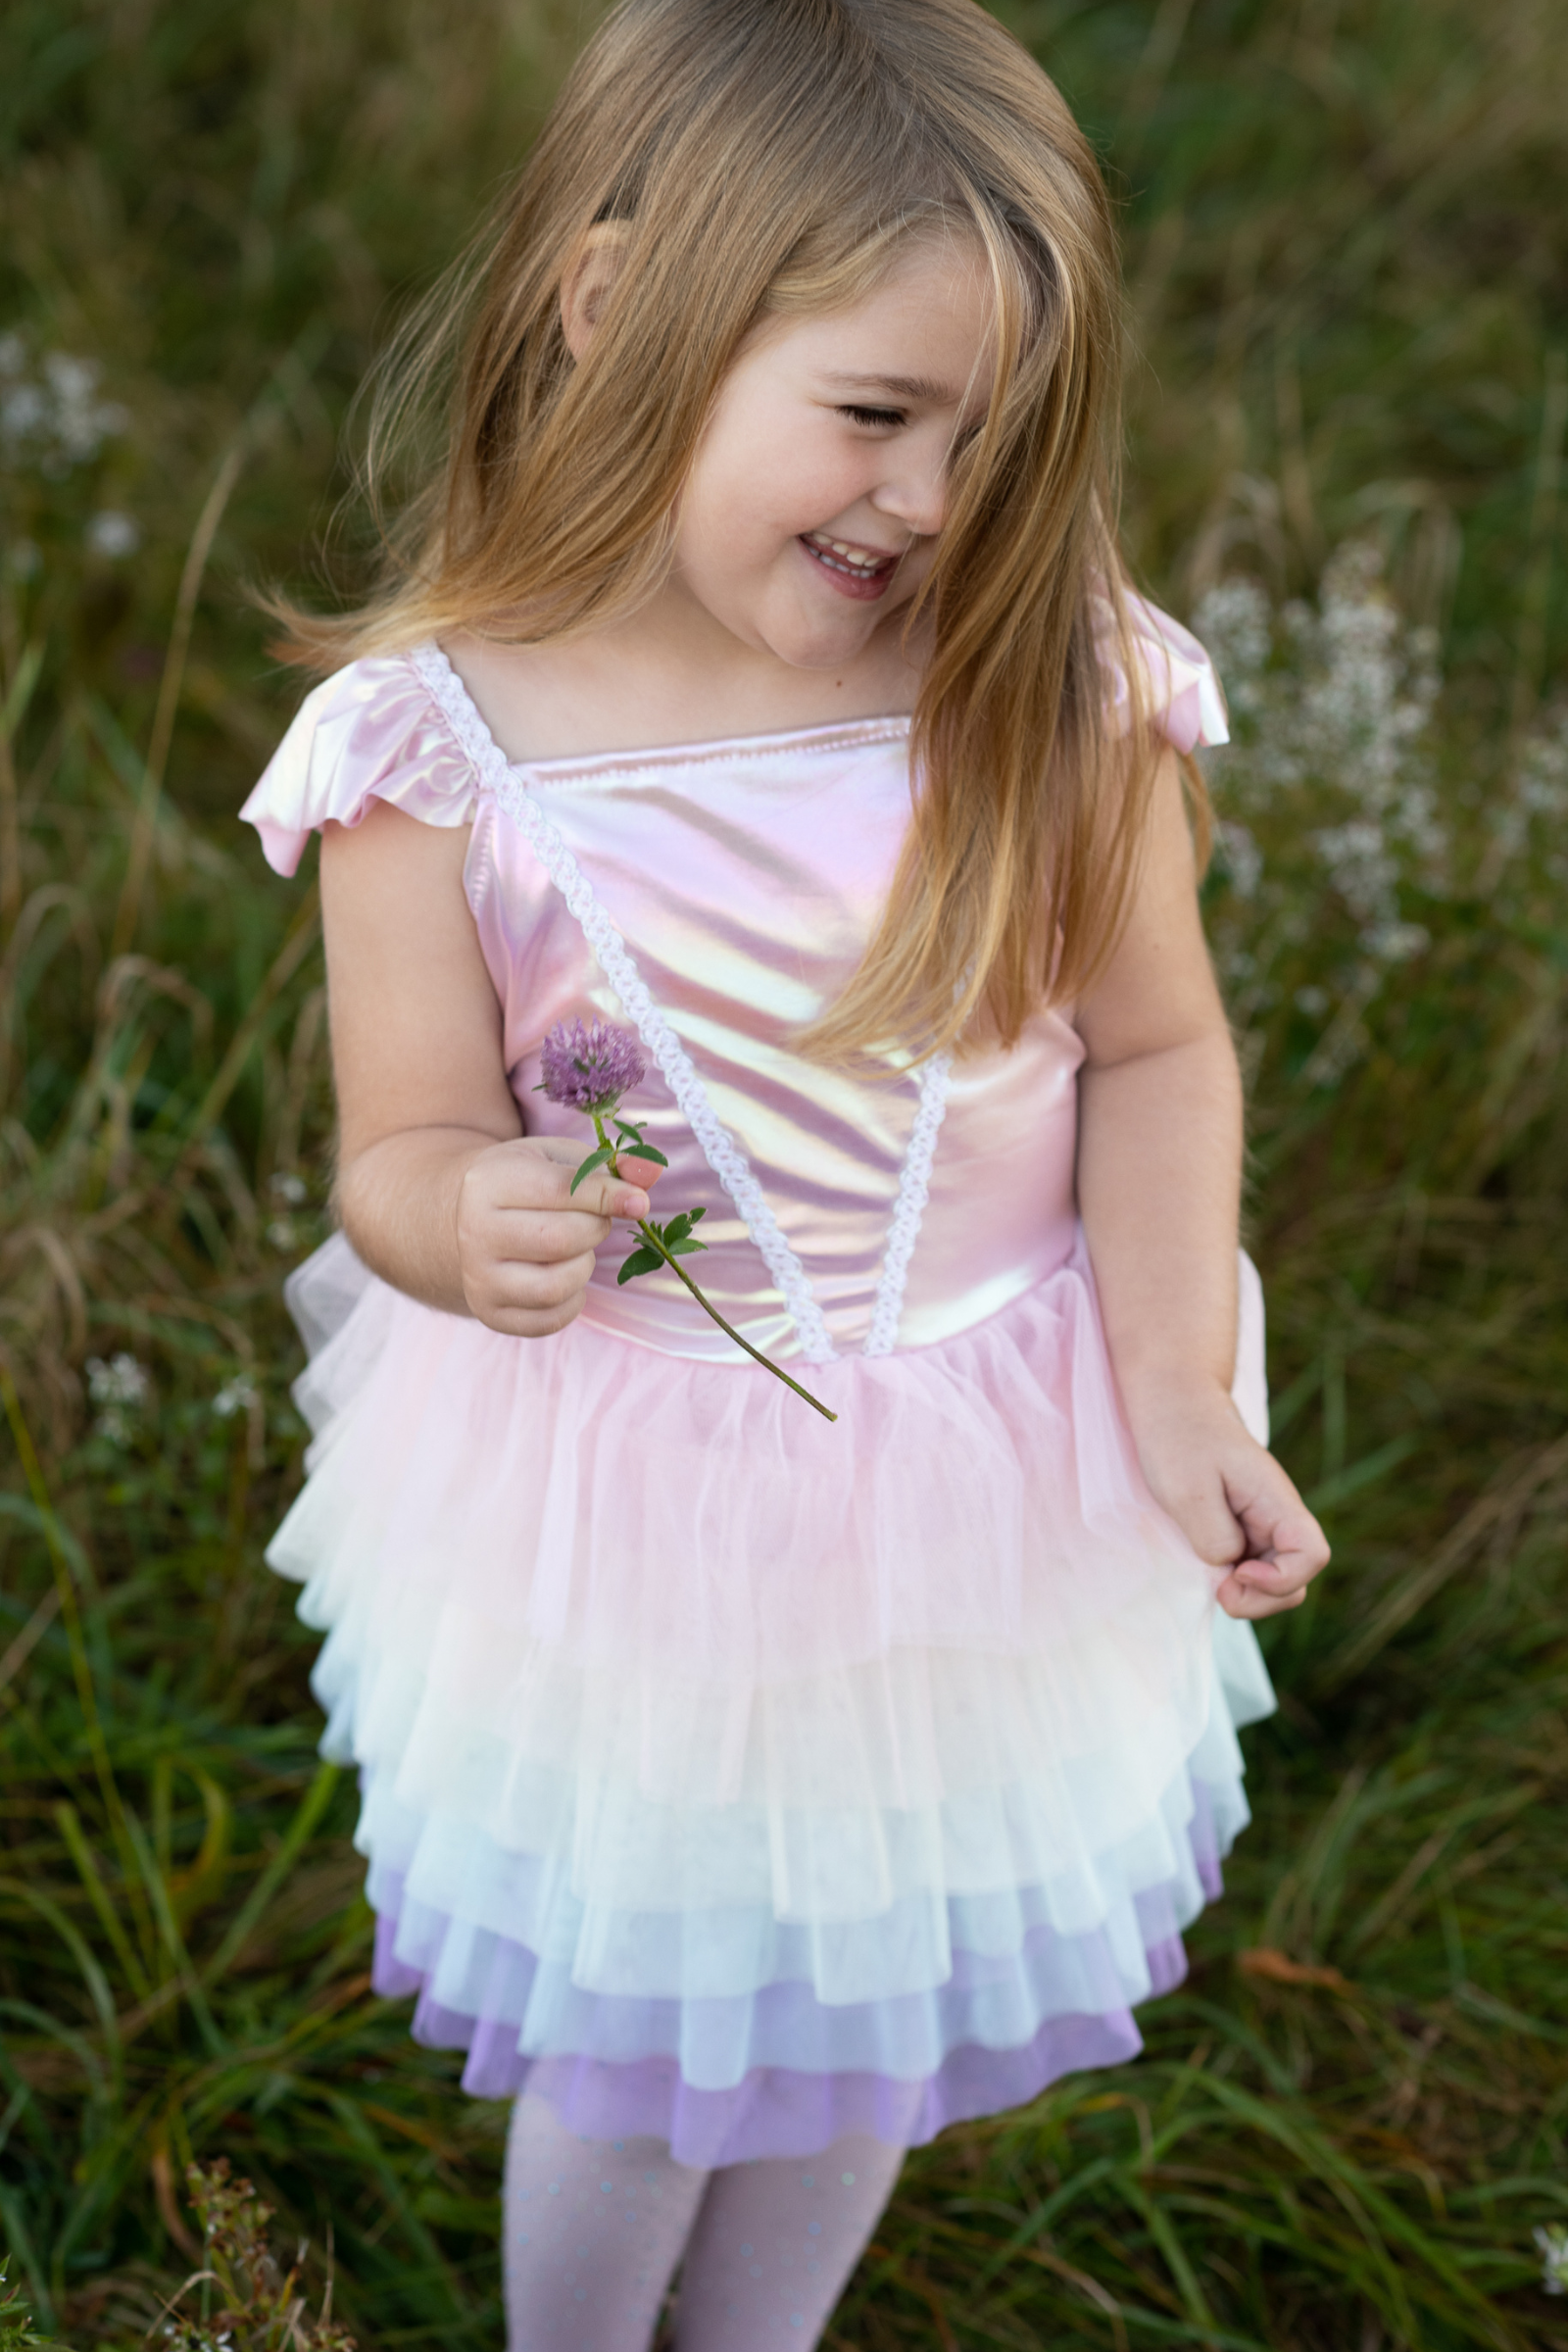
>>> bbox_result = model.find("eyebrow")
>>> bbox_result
[820,370,958,404]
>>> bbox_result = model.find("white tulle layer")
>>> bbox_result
[268,1234,1273,2108]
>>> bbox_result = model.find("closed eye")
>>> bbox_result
[840,403,905,429]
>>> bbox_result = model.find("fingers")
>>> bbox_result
[456,1138,653,1334]
[1131,1396,1332,1623]
[616,1152,665,1193]
[1216,1568,1308,1621]
[1220,1488,1331,1620]
[463,1245,604,1336]
[1230,1490,1330,1580]
[1153,1477,1250,1575]
[473,1138,652,1222]
[531,1134,662,1212]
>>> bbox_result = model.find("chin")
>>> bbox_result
[762,612,882,672]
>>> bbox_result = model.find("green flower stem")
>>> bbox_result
[629,1215,838,1422]
[591,1112,838,1423]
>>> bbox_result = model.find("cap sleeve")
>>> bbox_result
[239,652,480,877]
[1106,592,1231,756]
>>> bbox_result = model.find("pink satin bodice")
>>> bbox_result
[241,610,1228,1362]
[468,710,1085,1359]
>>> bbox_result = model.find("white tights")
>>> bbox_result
[503,2090,904,2350]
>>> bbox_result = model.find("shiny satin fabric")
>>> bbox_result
[470,719,1083,1361]
[241,594,1227,1365]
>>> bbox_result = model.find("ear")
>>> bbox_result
[560,222,630,361]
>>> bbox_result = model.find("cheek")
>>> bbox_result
[681,456,799,575]
[682,424,767,536]
[711,392,842,504]
[677,400,859,579]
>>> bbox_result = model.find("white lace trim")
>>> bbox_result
[862,1052,953,1356]
[412,642,839,1365]
[410,639,948,1366]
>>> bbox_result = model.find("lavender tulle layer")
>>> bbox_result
[270,1234,1275,2165]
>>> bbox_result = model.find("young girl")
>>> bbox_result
[242,0,1329,2343]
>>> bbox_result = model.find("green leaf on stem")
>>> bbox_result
[569,1143,614,1194]
[617,1247,664,1284]
[609,1118,667,1169]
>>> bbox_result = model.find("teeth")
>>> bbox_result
[811,533,880,566]
[807,532,889,575]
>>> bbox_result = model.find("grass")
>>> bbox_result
[1,0,1566,2344]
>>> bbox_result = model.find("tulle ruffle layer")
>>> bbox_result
[270,1236,1273,2156]
[278,1238,1231,1788]
[369,1772,1225,2167]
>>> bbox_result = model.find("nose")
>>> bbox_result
[871,425,951,539]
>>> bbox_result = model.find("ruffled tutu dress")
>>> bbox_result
[240,600,1276,2168]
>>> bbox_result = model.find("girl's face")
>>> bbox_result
[666,237,997,675]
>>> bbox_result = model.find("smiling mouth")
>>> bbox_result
[800,530,903,581]
[804,533,903,578]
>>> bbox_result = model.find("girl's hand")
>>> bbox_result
[456,1136,662,1337]
[1121,1377,1331,1620]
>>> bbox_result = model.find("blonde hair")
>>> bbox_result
[274,0,1187,1059]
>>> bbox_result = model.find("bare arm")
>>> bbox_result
[319,800,656,1334]
[1076,751,1329,1620]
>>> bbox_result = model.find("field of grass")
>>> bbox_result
[2,0,1566,2345]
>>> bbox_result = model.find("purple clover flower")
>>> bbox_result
[533,1015,836,1421]
[537,1018,647,1114]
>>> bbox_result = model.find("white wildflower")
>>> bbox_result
[86,509,140,558]
[1537,2223,1568,2294]
[1519,717,1568,814]
[1200,543,1444,975]
[267,1217,297,1251]
[1191,576,1271,713]
[86,1352,150,1408]
[86,1351,151,1445]
[1,380,47,442]
[1491,710,1568,869]
[0,334,128,474]
[1310,817,1397,925]
[213,1375,259,1421]
[44,352,129,459]
[1359,918,1429,965]
[269,1171,307,1204]
[1194,543,1452,1085]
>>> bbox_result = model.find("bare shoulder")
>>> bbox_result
[441,629,614,763]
